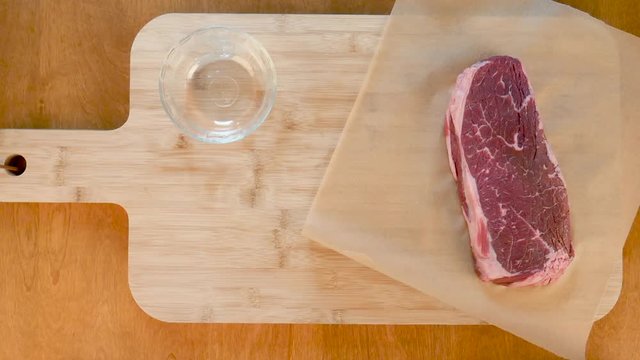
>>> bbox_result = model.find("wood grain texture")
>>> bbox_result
[0,203,637,359]
[0,0,638,358]
[0,14,480,325]
[0,0,394,130]
[1,0,636,131]
[0,13,622,325]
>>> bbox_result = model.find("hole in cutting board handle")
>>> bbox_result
[4,154,27,176]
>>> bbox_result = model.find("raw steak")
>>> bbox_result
[444,56,574,287]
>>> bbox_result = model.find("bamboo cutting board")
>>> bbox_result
[0,13,621,324]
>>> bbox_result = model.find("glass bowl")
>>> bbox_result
[159,27,277,144]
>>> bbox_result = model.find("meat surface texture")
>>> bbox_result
[444,56,574,287]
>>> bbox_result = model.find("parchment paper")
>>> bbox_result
[303,0,640,358]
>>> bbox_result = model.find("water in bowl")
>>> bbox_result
[184,56,265,137]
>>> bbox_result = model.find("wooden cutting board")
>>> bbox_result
[0,13,621,324]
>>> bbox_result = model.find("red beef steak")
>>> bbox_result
[444,56,574,287]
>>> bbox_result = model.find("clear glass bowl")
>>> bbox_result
[159,27,277,144]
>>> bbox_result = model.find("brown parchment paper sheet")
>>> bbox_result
[303,0,640,358]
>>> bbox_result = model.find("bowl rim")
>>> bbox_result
[158,26,277,144]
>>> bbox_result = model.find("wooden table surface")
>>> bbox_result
[0,0,638,359]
